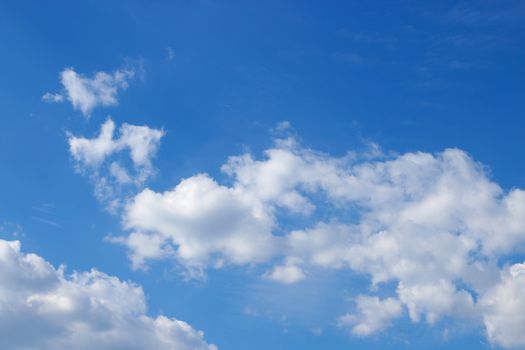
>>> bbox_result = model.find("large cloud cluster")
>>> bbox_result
[100,133,525,348]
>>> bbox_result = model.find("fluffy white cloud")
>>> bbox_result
[397,280,476,324]
[62,68,134,116]
[68,118,164,211]
[264,259,306,284]
[0,239,216,350]
[117,139,353,271]
[480,262,525,349]
[120,174,277,271]
[96,131,525,346]
[69,118,118,167]
[43,67,135,116]
[338,296,403,336]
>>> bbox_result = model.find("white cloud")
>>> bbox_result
[42,92,64,103]
[68,118,164,211]
[120,174,277,270]
[397,280,476,324]
[69,118,118,167]
[118,122,166,169]
[0,239,216,350]
[338,296,403,336]
[69,118,164,172]
[61,67,134,116]
[43,67,135,116]
[480,262,525,349]
[93,131,525,346]
[108,232,174,271]
[286,223,357,269]
[264,260,306,284]
[110,162,133,184]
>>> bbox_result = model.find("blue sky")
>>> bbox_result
[1,1,525,349]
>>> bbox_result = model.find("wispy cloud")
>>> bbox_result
[0,220,24,238]
[41,92,64,103]
[166,47,175,61]
[31,216,63,229]
[448,2,525,26]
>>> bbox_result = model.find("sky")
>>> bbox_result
[1,1,525,349]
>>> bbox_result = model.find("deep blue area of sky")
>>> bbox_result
[0,1,523,349]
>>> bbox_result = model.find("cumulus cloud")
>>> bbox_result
[120,174,277,271]
[68,118,164,211]
[90,129,525,346]
[264,260,306,284]
[397,280,476,324]
[480,263,525,348]
[0,239,216,350]
[338,296,403,336]
[43,67,135,116]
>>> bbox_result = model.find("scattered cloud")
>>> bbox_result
[0,239,216,350]
[68,118,164,212]
[0,221,24,238]
[43,67,136,116]
[41,92,64,103]
[166,47,175,61]
[62,68,134,116]
[271,120,292,134]
[310,327,323,336]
